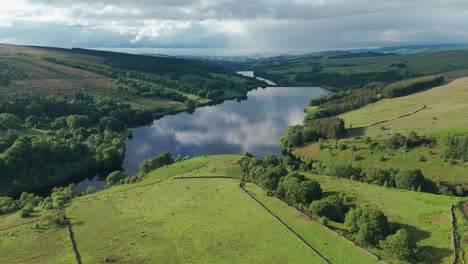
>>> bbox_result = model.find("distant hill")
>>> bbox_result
[0,43,266,111]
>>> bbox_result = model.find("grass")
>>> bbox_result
[257,50,468,86]
[339,77,468,138]
[67,178,321,263]
[126,96,183,110]
[244,183,380,264]
[338,98,424,129]
[0,210,74,264]
[296,77,468,185]
[0,154,466,263]
[306,174,466,264]
[295,141,468,184]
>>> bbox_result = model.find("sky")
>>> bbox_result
[1,0,468,55]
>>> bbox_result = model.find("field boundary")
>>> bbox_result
[271,196,383,262]
[239,185,329,264]
[450,204,463,264]
[66,217,82,264]
[366,103,426,128]
[0,219,38,231]
[173,176,236,180]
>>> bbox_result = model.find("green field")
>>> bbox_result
[296,77,468,185]
[0,210,74,263]
[0,154,466,263]
[254,50,468,87]
[339,77,468,138]
[68,178,326,264]
[295,141,468,184]
[305,174,466,264]
[338,98,424,129]
[244,183,380,264]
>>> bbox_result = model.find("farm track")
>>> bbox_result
[366,103,426,128]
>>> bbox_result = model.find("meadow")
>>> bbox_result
[0,210,74,263]
[339,77,468,138]
[66,155,325,263]
[295,141,468,185]
[306,174,466,264]
[244,183,380,264]
[254,50,468,87]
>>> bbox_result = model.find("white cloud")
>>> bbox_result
[0,0,468,52]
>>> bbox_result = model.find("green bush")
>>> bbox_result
[344,207,390,245]
[380,229,417,261]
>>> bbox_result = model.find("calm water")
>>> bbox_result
[77,74,328,190]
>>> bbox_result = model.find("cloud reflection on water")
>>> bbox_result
[122,86,328,175]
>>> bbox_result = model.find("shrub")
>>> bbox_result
[344,207,390,245]
[380,229,417,261]
[86,186,96,195]
[19,204,34,218]
[0,196,19,215]
[40,210,67,228]
[106,171,127,187]
[139,151,174,174]
[309,195,348,222]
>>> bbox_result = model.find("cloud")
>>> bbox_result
[0,0,467,53]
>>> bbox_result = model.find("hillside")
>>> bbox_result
[248,50,468,88]
[295,77,468,185]
[0,44,265,113]
[0,44,267,197]
[1,154,466,263]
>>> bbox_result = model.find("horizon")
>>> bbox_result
[2,1,468,56]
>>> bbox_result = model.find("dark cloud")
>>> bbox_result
[1,0,468,53]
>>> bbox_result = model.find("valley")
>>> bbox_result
[0,44,467,264]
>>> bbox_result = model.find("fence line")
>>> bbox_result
[239,185,329,264]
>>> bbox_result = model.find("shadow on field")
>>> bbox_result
[397,223,453,263]
[346,127,367,137]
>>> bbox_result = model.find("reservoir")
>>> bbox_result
[77,73,328,189]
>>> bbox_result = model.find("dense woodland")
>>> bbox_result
[0,93,153,196]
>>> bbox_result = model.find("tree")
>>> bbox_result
[106,171,127,187]
[263,154,279,167]
[99,116,125,132]
[139,152,174,174]
[296,180,322,205]
[184,99,196,109]
[344,208,390,245]
[309,195,347,222]
[380,229,417,261]
[394,169,424,191]
[0,113,23,129]
[66,115,91,129]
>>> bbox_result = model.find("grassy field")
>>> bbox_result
[256,50,468,86]
[295,141,468,184]
[244,183,380,264]
[296,77,468,185]
[305,174,466,264]
[339,77,468,138]
[0,210,74,264]
[0,154,466,263]
[338,98,424,129]
[66,155,324,263]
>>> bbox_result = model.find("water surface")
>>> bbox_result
[123,86,328,175]
[77,76,328,190]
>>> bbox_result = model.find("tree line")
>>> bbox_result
[382,75,444,98]
[280,117,346,149]
[240,154,420,262]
